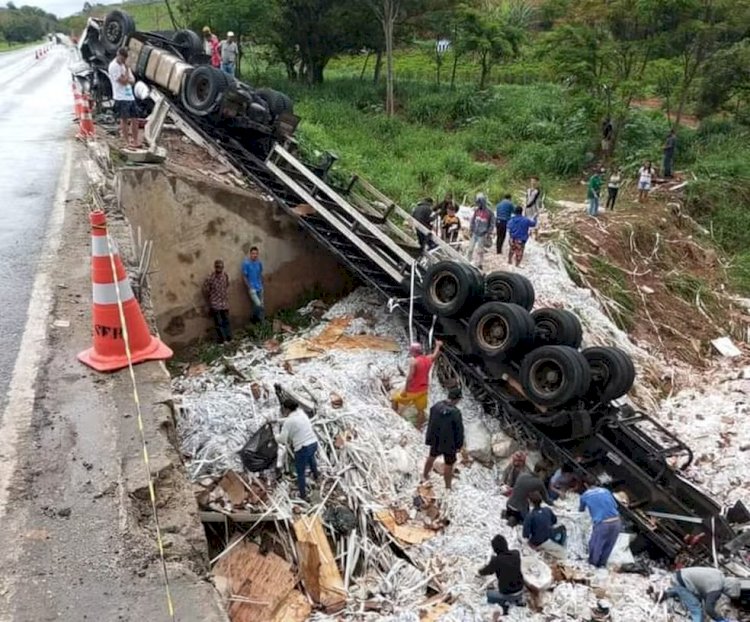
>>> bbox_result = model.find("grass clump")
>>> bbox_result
[589,257,637,330]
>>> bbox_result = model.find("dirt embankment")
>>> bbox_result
[557,198,747,369]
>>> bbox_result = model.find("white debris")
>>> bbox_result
[711,336,742,358]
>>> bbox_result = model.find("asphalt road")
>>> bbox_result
[0,43,72,412]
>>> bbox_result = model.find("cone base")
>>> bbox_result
[77,335,173,373]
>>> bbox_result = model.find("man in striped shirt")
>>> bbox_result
[203,259,232,344]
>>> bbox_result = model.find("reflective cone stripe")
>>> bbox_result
[77,95,95,138]
[72,82,82,120]
[78,210,172,372]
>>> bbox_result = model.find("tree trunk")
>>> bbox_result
[373,49,383,84]
[360,50,371,81]
[479,52,488,90]
[384,17,395,116]
[309,58,326,84]
[450,25,459,90]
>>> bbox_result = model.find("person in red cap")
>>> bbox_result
[391,340,443,428]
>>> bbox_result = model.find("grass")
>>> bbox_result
[665,272,719,314]
[0,39,43,51]
[589,257,637,330]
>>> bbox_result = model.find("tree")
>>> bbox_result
[366,0,400,115]
[697,40,750,117]
[457,7,521,89]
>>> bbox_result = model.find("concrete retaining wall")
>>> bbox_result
[117,165,351,347]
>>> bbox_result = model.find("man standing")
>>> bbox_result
[412,198,435,251]
[421,387,464,491]
[242,246,264,322]
[579,477,621,568]
[507,206,537,267]
[467,194,495,270]
[525,177,542,220]
[391,340,443,429]
[505,463,550,526]
[495,194,514,254]
[652,566,740,622]
[522,491,567,559]
[202,259,232,344]
[587,169,603,217]
[663,128,677,178]
[202,26,221,68]
[220,31,239,76]
[605,169,622,211]
[276,397,319,501]
[478,535,524,614]
[108,47,139,147]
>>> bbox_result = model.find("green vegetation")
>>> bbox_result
[589,258,637,330]
[0,4,57,45]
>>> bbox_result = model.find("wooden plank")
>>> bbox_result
[374,509,437,545]
[213,541,296,622]
[219,471,248,506]
[292,516,347,611]
[296,541,321,602]
[270,589,311,622]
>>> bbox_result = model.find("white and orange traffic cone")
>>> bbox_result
[72,81,82,121]
[76,94,95,139]
[78,210,172,372]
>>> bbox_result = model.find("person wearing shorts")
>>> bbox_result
[507,206,537,267]
[638,161,655,203]
[108,47,140,147]
[392,340,442,428]
[421,387,463,490]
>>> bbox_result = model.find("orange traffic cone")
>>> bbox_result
[72,81,82,121]
[78,210,172,372]
[76,94,95,139]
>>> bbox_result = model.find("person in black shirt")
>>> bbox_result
[421,387,464,490]
[412,198,435,252]
[478,534,524,614]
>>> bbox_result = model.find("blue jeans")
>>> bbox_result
[249,288,265,322]
[588,196,599,216]
[665,585,703,622]
[588,519,620,567]
[221,62,235,76]
[487,589,523,614]
[294,442,319,499]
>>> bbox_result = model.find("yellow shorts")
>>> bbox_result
[392,390,428,412]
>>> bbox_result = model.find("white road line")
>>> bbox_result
[0,139,73,519]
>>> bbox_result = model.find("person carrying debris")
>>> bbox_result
[202,259,232,344]
[587,168,603,217]
[650,566,740,622]
[108,47,140,148]
[412,198,436,252]
[421,387,464,490]
[579,477,621,568]
[495,193,514,254]
[220,31,239,76]
[202,26,221,68]
[241,246,264,322]
[441,204,461,246]
[478,534,524,614]
[391,340,443,429]
[507,206,537,267]
[276,397,319,501]
[500,451,530,490]
[505,463,550,526]
[467,193,495,270]
[523,491,567,559]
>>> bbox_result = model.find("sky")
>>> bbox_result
[29,0,119,18]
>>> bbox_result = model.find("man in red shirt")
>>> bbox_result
[391,340,442,428]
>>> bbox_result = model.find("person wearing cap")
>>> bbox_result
[201,26,220,68]
[220,31,239,76]
[275,396,319,501]
[391,340,443,429]
[421,387,464,490]
[652,567,741,622]
[467,193,495,270]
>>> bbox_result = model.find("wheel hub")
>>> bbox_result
[478,316,509,350]
[431,272,459,305]
[531,360,564,395]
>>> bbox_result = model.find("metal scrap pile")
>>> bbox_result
[171,288,708,621]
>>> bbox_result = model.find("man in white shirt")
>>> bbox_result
[276,397,319,500]
[107,47,139,147]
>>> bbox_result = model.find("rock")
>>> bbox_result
[464,418,493,464]
[57,507,72,518]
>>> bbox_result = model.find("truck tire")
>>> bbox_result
[421,261,483,318]
[135,44,153,78]
[468,302,534,361]
[257,88,294,117]
[583,346,635,402]
[182,66,229,114]
[172,29,203,63]
[520,345,591,408]
[485,272,535,310]
[103,10,136,55]
[531,308,582,348]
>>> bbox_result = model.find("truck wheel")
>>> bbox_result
[103,10,136,54]
[468,302,534,361]
[257,88,294,117]
[520,345,591,408]
[172,29,203,63]
[532,308,582,348]
[484,272,535,310]
[421,261,483,318]
[583,346,635,402]
[182,66,229,114]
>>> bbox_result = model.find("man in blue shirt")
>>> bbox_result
[578,477,621,567]
[495,194,514,255]
[507,206,537,267]
[241,246,265,322]
[523,491,566,559]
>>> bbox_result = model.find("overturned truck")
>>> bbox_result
[77,10,750,603]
